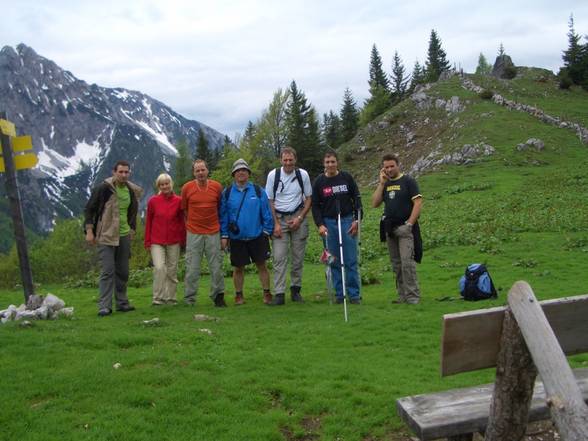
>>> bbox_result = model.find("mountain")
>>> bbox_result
[0,43,226,240]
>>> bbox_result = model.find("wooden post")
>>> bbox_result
[485,310,537,441]
[508,281,588,441]
[0,111,35,301]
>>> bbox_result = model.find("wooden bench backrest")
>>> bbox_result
[441,294,588,376]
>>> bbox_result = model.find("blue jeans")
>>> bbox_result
[324,216,360,300]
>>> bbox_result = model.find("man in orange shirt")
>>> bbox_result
[181,159,226,307]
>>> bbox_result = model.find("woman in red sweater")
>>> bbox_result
[145,173,186,305]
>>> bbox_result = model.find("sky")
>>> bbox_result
[2,0,587,137]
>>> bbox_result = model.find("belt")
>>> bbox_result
[276,204,303,216]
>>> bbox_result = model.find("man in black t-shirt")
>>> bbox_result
[372,153,422,304]
[312,151,362,304]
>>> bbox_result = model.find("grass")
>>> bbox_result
[2,70,588,440]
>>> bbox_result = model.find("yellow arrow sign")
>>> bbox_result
[0,119,16,137]
[12,135,33,152]
[0,153,38,172]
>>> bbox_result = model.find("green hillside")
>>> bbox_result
[1,70,587,441]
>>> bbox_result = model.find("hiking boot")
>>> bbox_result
[116,304,135,312]
[214,293,227,307]
[268,293,285,306]
[263,291,273,305]
[235,293,245,305]
[97,308,112,317]
[335,298,344,304]
[350,298,361,305]
[290,286,304,303]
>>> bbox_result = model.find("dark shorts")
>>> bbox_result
[229,234,271,267]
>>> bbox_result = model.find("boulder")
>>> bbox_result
[492,55,516,79]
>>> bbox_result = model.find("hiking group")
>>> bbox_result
[84,149,423,317]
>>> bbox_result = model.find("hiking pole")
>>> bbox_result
[356,209,362,299]
[321,236,334,304]
[336,199,349,323]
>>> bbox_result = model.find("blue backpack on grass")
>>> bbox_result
[459,264,497,301]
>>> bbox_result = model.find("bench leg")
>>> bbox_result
[448,435,473,441]
[485,310,537,441]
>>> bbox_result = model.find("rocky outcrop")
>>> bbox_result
[517,138,545,151]
[411,143,495,175]
[492,54,516,79]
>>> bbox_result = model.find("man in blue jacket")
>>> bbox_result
[221,159,274,305]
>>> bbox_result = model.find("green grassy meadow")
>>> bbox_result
[2,72,588,440]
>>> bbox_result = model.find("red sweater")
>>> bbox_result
[144,193,186,247]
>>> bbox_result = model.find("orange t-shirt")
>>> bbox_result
[181,179,223,234]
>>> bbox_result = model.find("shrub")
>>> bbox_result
[502,66,517,80]
[478,89,494,100]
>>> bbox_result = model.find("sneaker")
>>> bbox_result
[391,299,405,304]
[350,298,361,305]
[116,305,135,312]
[152,300,164,306]
[214,293,227,307]
[335,298,344,304]
[235,293,245,305]
[263,291,273,305]
[269,293,285,306]
[98,308,112,317]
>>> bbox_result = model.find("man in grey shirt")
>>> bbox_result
[265,147,312,305]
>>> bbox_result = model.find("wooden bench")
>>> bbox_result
[396,283,588,441]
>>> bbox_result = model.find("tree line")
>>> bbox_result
[174,15,586,189]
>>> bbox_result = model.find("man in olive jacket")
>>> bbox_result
[84,160,144,316]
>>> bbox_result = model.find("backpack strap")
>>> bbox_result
[272,168,281,198]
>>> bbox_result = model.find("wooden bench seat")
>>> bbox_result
[396,290,588,441]
[397,368,588,441]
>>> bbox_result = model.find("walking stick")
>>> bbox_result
[336,199,349,323]
[357,209,362,298]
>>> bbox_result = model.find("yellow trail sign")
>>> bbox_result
[0,119,16,137]
[0,153,38,172]
[12,135,33,152]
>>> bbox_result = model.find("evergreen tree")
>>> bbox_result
[322,111,342,149]
[339,87,359,143]
[409,59,425,90]
[475,53,491,75]
[425,29,451,82]
[285,81,310,153]
[498,43,505,57]
[243,120,256,143]
[359,84,390,126]
[562,14,585,85]
[174,138,192,192]
[195,128,211,164]
[304,107,324,177]
[391,50,409,103]
[369,44,390,92]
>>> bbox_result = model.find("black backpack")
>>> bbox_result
[459,263,498,301]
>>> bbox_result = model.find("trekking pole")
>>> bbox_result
[356,209,362,299]
[322,236,334,305]
[336,199,349,323]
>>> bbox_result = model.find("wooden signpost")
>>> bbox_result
[0,111,38,301]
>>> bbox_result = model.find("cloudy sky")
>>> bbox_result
[3,0,587,137]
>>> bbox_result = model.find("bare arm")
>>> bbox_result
[407,197,422,225]
[371,168,388,208]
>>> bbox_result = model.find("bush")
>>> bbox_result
[502,66,517,80]
[478,89,494,100]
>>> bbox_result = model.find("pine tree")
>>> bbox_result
[498,43,505,57]
[174,138,192,192]
[359,84,391,126]
[425,29,451,82]
[409,60,425,90]
[475,53,491,75]
[322,111,342,149]
[369,44,390,92]
[285,81,310,153]
[562,14,584,85]
[391,50,409,103]
[339,87,359,143]
[304,107,324,177]
[195,128,211,164]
